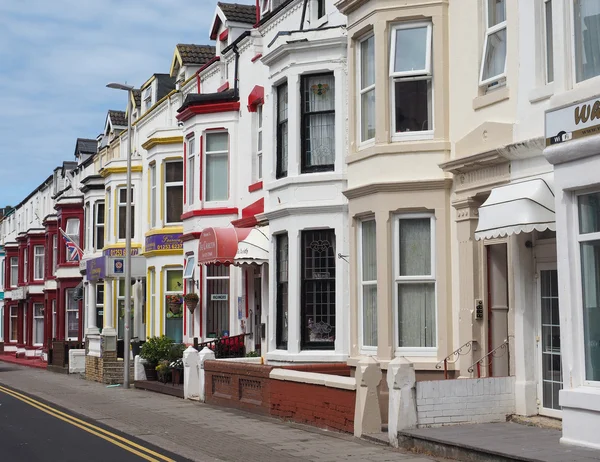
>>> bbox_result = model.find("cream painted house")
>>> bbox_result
[335,0,453,378]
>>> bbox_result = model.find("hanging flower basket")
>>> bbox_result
[184,293,200,313]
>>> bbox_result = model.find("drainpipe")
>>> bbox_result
[299,0,309,30]
[233,44,240,96]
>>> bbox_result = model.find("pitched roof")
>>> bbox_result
[74,138,97,157]
[108,110,127,127]
[175,44,216,66]
[178,89,239,113]
[218,2,257,24]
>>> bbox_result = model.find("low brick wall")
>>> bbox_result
[204,360,274,415]
[85,351,133,384]
[416,376,515,427]
[280,363,351,377]
[270,375,355,433]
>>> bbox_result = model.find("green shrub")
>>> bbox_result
[140,336,173,367]
[169,343,186,362]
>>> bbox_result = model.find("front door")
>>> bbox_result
[538,264,562,417]
[254,268,262,354]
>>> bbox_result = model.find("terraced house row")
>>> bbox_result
[2,0,600,449]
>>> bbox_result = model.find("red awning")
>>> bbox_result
[197,226,252,265]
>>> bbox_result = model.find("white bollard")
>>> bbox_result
[354,356,383,437]
[387,357,417,447]
[134,355,147,381]
[198,347,216,402]
[183,346,200,400]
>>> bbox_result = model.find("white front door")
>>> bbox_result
[537,263,562,418]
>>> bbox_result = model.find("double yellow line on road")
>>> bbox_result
[0,384,175,462]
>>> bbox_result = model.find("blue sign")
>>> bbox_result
[113,259,124,274]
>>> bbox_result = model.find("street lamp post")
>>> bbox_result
[106,82,134,388]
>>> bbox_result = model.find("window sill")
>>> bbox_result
[391,131,434,143]
[528,82,554,104]
[266,172,345,191]
[248,181,263,192]
[473,85,510,110]
[357,139,375,151]
[395,348,437,358]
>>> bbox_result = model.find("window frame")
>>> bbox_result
[117,187,134,240]
[389,21,434,141]
[10,256,18,288]
[183,255,196,279]
[33,245,44,281]
[358,33,376,146]
[358,219,377,353]
[164,268,184,343]
[276,233,289,350]
[164,160,184,225]
[575,190,600,386]
[205,265,230,337]
[106,188,112,244]
[204,132,230,203]
[65,288,79,341]
[149,164,156,228]
[9,305,17,342]
[187,137,196,205]
[300,72,336,173]
[479,0,508,87]
[23,247,28,283]
[33,303,44,345]
[543,0,554,84]
[96,283,104,333]
[65,218,81,263]
[276,82,289,179]
[94,201,105,251]
[143,86,152,111]
[256,106,263,181]
[393,213,437,355]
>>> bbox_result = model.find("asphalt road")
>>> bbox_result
[0,377,190,462]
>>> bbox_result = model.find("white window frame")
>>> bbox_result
[389,22,434,142]
[94,201,105,251]
[9,306,17,342]
[33,303,44,346]
[183,255,196,279]
[255,106,263,181]
[117,187,134,240]
[479,0,507,87]
[543,0,554,84]
[52,299,57,340]
[358,219,377,354]
[572,0,600,84]
[65,218,80,261]
[149,269,156,337]
[143,86,152,111]
[164,160,183,225]
[204,132,230,203]
[10,257,18,288]
[393,213,437,356]
[23,248,28,283]
[575,190,600,387]
[149,164,157,227]
[187,137,195,205]
[164,268,184,342]
[96,284,104,331]
[66,288,79,341]
[358,33,376,146]
[106,189,112,245]
[33,245,44,281]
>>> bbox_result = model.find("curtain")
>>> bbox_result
[397,283,436,347]
[398,218,431,276]
[361,220,377,347]
[576,0,600,81]
[304,75,335,167]
[482,28,506,81]
[206,155,228,201]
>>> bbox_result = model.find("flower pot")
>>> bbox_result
[143,364,157,381]
[172,368,183,385]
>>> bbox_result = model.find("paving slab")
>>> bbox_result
[401,422,600,462]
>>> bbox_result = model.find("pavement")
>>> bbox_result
[0,361,441,462]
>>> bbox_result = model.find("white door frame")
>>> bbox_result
[536,261,562,419]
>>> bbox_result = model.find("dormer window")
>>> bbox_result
[260,0,269,15]
[314,0,325,20]
[143,87,153,111]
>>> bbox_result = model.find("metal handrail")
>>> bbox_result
[435,340,476,379]
[468,339,509,378]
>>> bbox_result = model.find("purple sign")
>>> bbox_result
[145,233,183,253]
[86,256,106,282]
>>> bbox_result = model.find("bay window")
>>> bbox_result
[23,248,28,283]
[276,82,288,179]
[164,161,183,224]
[33,245,44,281]
[94,201,105,250]
[117,187,134,240]
[301,74,335,172]
[10,257,18,288]
[149,164,156,227]
[480,0,507,86]
[66,288,79,340]
[9,306,17,342]
[65,218,80,262]
[360,220,377,350]
[187,137,195,205]
[301,229,336,349]
[33,303,44,345]
[395,215,436,350]
[390,22,433,137]
[52,235,57,273]
[276,234,289,349]
[359,34,375,143]
[578,191,600,381]
[205,133,229,202]
[574,0,600,82]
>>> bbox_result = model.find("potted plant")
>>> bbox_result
[166,294,183,315]
[156,359,171,384]
[184,292,199,313]
[139,335,174,381]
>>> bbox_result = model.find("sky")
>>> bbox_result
[0,0,252,207]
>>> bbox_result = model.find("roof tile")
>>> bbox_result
[218,2,257,24]
[176,44,216,66]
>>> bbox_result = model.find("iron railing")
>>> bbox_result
[435,340,477,379]
[197,333,249,359]
[468,339,510,378]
